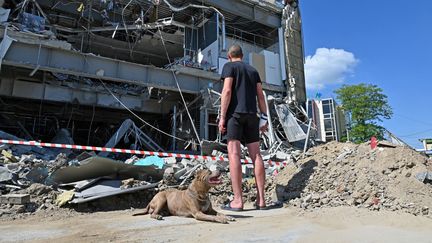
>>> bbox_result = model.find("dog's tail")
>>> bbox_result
[132,204,150,216]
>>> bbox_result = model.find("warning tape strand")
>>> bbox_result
[0,139,288,167]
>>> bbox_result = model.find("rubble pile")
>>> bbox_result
[0,149,72,218]
[0,147,159,219]
[209,173,278,207]
[2,132,432,220]
[273,142,432,217]
[0,141,219,219]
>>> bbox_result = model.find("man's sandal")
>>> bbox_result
[221,202,243,212]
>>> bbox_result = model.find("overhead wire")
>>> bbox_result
[149,0,229,146]
[384,113,432,138]
[162,0,223,15]
[93,0,231,146]
[156,0,233,146]
[156,25,202,145]
[97,78,191,143]
[393,113,432,127]
[121,0,136,55]
[398,128,432,138]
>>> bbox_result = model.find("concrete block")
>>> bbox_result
[242,164,254,178]
[0,194,30,205]
[163,157,177,164]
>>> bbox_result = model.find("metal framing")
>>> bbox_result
[204,0,282,28]
[3,41,221,94]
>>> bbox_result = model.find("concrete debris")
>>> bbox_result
[125,156,139,165]
[0,166,16,182]
[0,194,30,205]
[0,0,314,221]
[1,136,431,220]
[416,171,432,184]
[26,183,52,196]
[48,156,163,185]
[0,131,56,160]
[273,141,432,218]
[377,140,398,148]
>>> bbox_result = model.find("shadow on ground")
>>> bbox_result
[274,159,318,202]
[70,190,157,213]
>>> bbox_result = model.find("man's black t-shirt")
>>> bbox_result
[221,61,262,117]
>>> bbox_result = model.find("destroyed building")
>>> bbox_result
[307,98,348,142]
[0,0,307,152]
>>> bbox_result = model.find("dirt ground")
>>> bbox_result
[1,204,432,243]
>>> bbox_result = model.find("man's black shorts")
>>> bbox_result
[226,113,260,144]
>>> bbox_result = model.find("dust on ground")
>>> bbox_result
[1,206,432,243]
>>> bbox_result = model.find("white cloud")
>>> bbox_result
[304,48,358,90]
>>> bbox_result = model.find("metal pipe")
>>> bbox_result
[302,119,312,158]
[52,18,190,33]
[263,91,275,145]
[172,105,176,151]
[220,13,226,51]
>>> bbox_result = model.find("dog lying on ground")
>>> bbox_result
[133,169,235,224]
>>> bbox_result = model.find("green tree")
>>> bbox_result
[335,83,392,143]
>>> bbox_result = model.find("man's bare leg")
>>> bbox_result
[247,141,265,207]
[228,139,243,209]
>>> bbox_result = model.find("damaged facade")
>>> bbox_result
[0,0,307,152]
[307,98,348,142]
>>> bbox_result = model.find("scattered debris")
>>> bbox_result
[48,156,163,185]
[1,136,431,220]
[55,190,74,207]
[0,0,429,224]
[273,142,432,218]
[416,171,432,184]
[134,156,164,169]
[0,194,30,205]
[98,119,163,157]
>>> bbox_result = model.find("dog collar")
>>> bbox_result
[187,189,209,202]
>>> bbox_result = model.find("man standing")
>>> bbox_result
[218,45,268,211]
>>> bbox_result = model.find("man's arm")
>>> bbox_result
[220,77,234,119]
[257,83,268,132]
[218,77,233,133]
[256,83,267,115]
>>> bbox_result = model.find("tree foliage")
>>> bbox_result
[335,83,392,143]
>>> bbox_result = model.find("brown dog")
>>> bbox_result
[133,169,235,224]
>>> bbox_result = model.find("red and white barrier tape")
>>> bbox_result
[0,139,288,167]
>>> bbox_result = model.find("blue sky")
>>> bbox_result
[300,0,432,149]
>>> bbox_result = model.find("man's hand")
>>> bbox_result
[259,113,268,132]
[218,117,226,134]
[259,122,268,133]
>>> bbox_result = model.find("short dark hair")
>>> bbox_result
[228,45,243,58]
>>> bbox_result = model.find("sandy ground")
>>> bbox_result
[1,204,432,243]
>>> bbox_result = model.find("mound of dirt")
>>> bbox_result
[273,141,432,217]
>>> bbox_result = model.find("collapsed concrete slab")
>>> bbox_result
[47,156,163,185]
